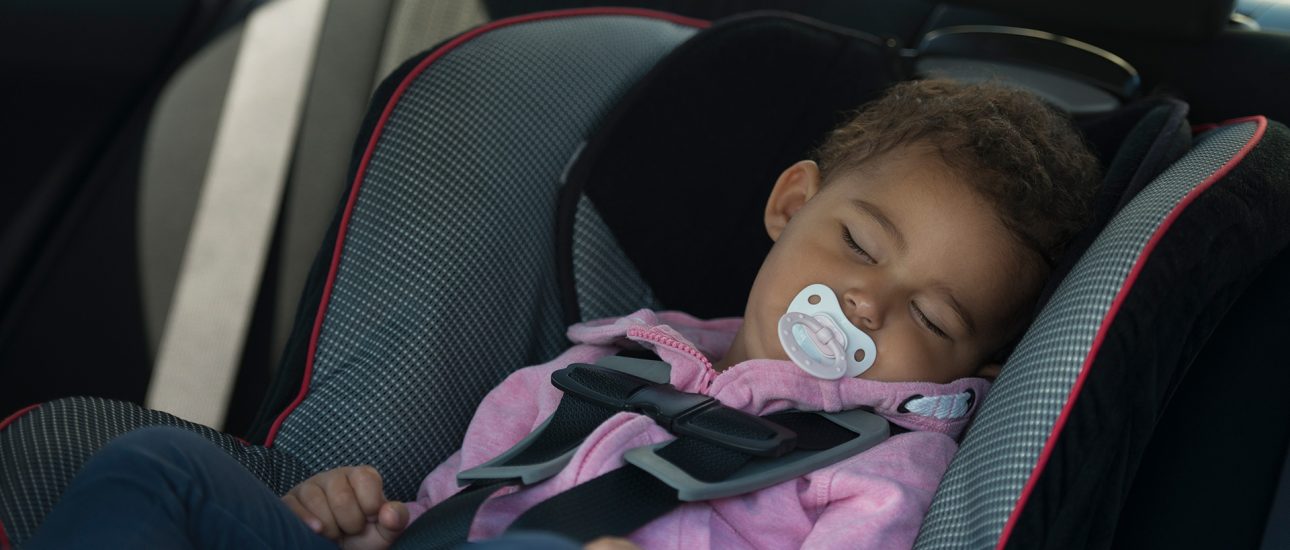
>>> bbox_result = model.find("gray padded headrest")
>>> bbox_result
[917,118,1276,548]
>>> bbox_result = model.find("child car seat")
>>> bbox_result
[3,8,1289,549]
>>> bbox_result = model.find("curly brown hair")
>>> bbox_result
[814,79,1102,269]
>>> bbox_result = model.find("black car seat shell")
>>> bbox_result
[3,7,1290,549]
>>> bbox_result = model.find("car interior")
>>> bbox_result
[2,0,1290,548]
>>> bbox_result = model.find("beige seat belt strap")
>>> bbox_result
[147,0,329,429]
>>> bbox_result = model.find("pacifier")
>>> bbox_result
[778,284,877,380]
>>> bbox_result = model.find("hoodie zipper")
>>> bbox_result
[625,326,720,391]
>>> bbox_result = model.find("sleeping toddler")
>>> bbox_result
[28,78,1101,550]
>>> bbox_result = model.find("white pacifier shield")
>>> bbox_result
[777,284,877,380]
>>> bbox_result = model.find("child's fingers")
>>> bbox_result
[346,465,386,517]
[296,482,341,539]
[376,501,410,542]
[281,494,323,533]
[322,470,369,536]
[584,537,642,550]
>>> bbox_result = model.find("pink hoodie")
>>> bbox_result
[405,310,990,549]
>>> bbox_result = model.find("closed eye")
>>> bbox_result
[911,302,950,340]
[842,226,876,264]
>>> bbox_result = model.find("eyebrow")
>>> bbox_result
[850,199,907,253]
[850,199,978,337]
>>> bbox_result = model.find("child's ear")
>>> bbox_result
[974,363,1002,381]
[765,160,822,242]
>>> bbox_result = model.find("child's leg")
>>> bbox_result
[25,426,334,549]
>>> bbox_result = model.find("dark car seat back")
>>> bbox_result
[3,9,1287,550]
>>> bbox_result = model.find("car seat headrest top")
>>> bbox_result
[914,25,1141,115]
[944,0,1236,41]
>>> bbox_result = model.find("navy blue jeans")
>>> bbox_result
[26,427,336,549]
[25,426,580,550]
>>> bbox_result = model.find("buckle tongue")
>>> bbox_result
[625,385,713,432]
[553,364,796,457]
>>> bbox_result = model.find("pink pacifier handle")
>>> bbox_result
[808,314,848,358]
[778,311,848,380]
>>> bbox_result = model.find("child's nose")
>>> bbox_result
[842,287,885,331]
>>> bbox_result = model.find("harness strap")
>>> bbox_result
[393,396,622,550]
[506,411,872,542]
[508,435,751,540]
[394,480,510,549]
[392,352,655,550]
[396,355,894,548]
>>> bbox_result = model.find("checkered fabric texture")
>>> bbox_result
[573,194,662,321]
[0,397,311,545]
[269,15,696,502]
[914,121,1259,548]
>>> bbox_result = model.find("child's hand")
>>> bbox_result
[585,537,642,550]
[282,465,409,549]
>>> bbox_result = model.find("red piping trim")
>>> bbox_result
[0,404,40,433]
[0,516,10,550]
[264,8,708,446]
[996,115,1268,548]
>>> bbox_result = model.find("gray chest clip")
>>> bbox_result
[458,356,891,502]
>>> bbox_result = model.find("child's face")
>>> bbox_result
[730,145,1045,383]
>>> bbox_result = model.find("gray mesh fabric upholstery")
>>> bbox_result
[271,15,696,501]
[573,194,661,321]
[0,397,310,546]
[915,121,1260,548]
